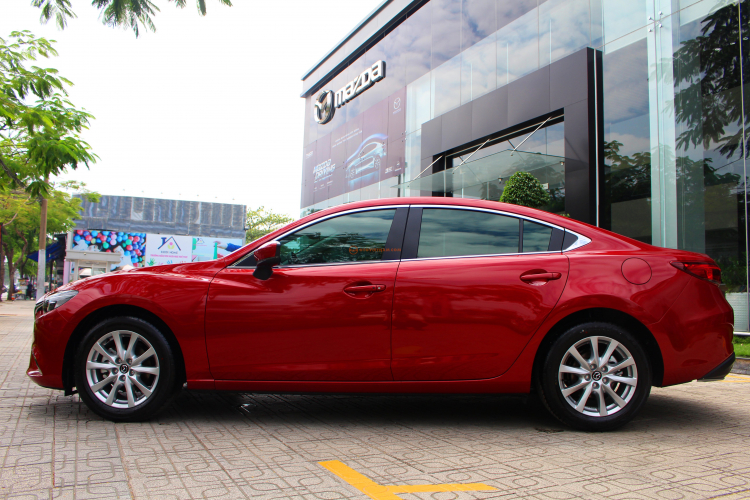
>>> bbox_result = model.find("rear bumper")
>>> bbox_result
[698,353,735,382]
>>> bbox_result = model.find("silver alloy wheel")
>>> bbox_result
[558,335,638,417]
[85,330,160,409]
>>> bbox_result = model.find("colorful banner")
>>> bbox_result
[144,234,192,266]
[71,229,146,270]
[191,237,244,262]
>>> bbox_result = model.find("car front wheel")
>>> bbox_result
[537,322,652,431]
[74,316,177,422]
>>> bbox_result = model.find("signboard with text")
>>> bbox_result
[144,234,192,266]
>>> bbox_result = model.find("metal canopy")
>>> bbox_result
[394,149,566,194]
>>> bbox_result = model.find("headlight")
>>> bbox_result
[34,290,78,315]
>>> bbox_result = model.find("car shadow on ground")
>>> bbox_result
[32,384,743,434]
[127,386,744,434]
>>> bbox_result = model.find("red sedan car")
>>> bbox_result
[29,198,735,431]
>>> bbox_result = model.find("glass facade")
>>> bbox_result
[301,0,749,330]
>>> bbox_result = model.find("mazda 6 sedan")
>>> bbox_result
[29,198,735,431]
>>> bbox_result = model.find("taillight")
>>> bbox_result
[670,261,722,285]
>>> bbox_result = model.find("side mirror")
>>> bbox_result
[252,241,281,281]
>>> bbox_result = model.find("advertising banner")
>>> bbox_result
[144,234,192,266]
[304,86,406,205]
[191,237,244,262]
[71,229,146,270]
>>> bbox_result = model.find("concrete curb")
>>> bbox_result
[732,357,750,375]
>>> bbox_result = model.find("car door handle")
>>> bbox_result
[344,284,386,295]
[520,272,562,283]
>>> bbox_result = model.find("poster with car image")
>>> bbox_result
[302,87,406,205]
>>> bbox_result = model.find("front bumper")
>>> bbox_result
[698,353,735,382]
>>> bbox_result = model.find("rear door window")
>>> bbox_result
[417,209,520,258]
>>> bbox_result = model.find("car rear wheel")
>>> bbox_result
[537,322,652,431]
[74,317,177,422]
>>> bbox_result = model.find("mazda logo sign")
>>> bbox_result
[313,90,335,125]
[312,61,386,125]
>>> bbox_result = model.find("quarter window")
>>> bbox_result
[417,209,520,258]
[523,220,553,252]
[277,210,396,265]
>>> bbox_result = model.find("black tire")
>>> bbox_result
[536,322,652,431]
[74,316,177,422]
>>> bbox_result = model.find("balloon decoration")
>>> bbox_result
[73,230,147,266]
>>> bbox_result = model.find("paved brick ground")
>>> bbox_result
[1,300,749,500]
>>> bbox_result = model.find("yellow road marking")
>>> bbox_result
[319,460,497,500]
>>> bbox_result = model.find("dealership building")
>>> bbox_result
[300,0,749,330]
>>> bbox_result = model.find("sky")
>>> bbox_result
[0,0,382,219]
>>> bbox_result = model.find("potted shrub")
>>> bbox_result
[499,171,550,209]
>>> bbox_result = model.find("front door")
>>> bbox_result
[392,207,569,381]
[206,208,406,381]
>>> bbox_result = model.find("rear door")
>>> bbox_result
[391,207,569,381]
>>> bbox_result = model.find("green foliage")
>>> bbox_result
[716,254,747,292]
[245,207,294,243]
[734,336,750,357]
[0,184,93,296]
[499,171,550,209]
[32,0,233,37]
[0,31,96,198]
[673,1,747,159]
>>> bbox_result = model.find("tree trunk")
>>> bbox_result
[0,223,4,302]
[3,243,14,300]
[36,194,48,300]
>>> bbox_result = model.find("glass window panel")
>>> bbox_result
[496,0,537,31]
[461,32,497,105]
[496,7,539,86]
[601,30,652,244]
[462,0,496,51]
[671,0,746,297]
[404,2,433,84]
[523,220,553,252]
[406,73,432,133]
[539,0,591,67]
[343,53,369,120]
[431,55,462,117]
[432,0,462,67]
[417,208,520,257]
[601,0,649,46]
[278,210,396,265]
[367,24,406,99]
[304,96,317,146]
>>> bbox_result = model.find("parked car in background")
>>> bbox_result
[28,197,734,430]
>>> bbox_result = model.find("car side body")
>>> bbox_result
[28,197,735,427]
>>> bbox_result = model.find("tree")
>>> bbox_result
[32,0,233,37]
[0,185,91,299]
[245,207,294,243]
[1,31,96,198]
[1,31,97,298]
[499,171,550,209]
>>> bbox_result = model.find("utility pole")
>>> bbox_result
[36,186,48,301]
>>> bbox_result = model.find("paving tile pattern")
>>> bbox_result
[1,301,749,499]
